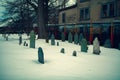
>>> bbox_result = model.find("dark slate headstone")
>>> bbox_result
[104,39,111,48]
[72,51,77,57]
[60,48,65,53]
[57,42,59,46]
[93,37,101,55]
[51,34,55,45]
[46,37,49,43]
[79,33,84,45]
[30,30,35,48]
[68,32,73,43]
[74,33,79,44]
[61,32,65,42]
[23,41,26,46]
[81,38,88,52]
[38,47,44,64]
[19,35,22,45]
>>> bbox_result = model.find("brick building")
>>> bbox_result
[59,0,120,48]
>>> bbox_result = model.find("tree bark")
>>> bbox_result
[38,0,46,39]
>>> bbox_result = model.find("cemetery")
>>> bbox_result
[0,0,120,80]
[0,33,120,80]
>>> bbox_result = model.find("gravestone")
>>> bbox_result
[23,41,26,46]
[19,34,22,45]
[93,37,101,55]
[57,42,59,46]
[79,33,84,45]
[60,48,65,53]
[104,39,111,48]
[30,30,36,48]
[5,35,8,41]
[68,32,73,43]
[61,32,65,42]
[51,34,55,45]
[81,38,88,52]
[38,47,44,64]
[72,51,77,57]
[46,37,49,43]
[74,33,79,44]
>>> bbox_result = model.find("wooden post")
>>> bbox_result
[110,22,114,47]
[89,20,93,44]
[64,23,66,38]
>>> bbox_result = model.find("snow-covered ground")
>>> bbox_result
[0,34,120,80]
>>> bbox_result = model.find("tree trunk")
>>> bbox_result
[38,0,46,39]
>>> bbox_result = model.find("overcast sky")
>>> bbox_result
[0,0,76,21]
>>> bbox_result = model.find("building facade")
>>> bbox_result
[59,0,120,48]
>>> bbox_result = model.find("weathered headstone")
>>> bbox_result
[104,39,111,48]
[79,33,84,45]
[61,32,65,42]
[51,34,55,45]
[38,47,44,64]
[60,48,65,53]
[30,30,35,48]
[74,33,79,44]
[72,51,77,57]
[19,34,22,45]
[93,37,101,55]
[57,42,59,46]
[68,32,73,43]
[81,38,88,52]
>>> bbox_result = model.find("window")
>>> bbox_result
[80,0,89,3]
[80,8,90,20]
[62,13,66,23]
[101,2,116,18]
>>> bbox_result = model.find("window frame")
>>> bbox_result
[101,1,116,18]
[80,7,90,21]
[80,0,89,3]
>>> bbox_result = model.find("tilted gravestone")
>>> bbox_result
[93,37,101,55]
[79,33,84,45]
[81,38,88,52]
[61,32,65,42]
[68,32,73,43]
[30,30,36,48]
[72,51,77,57]
[74,33,79,44]
[104,39,111,48]
[19,34,22,45]
[51,34,55,45]
[38,47,44,64]
[60,48,65,53]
